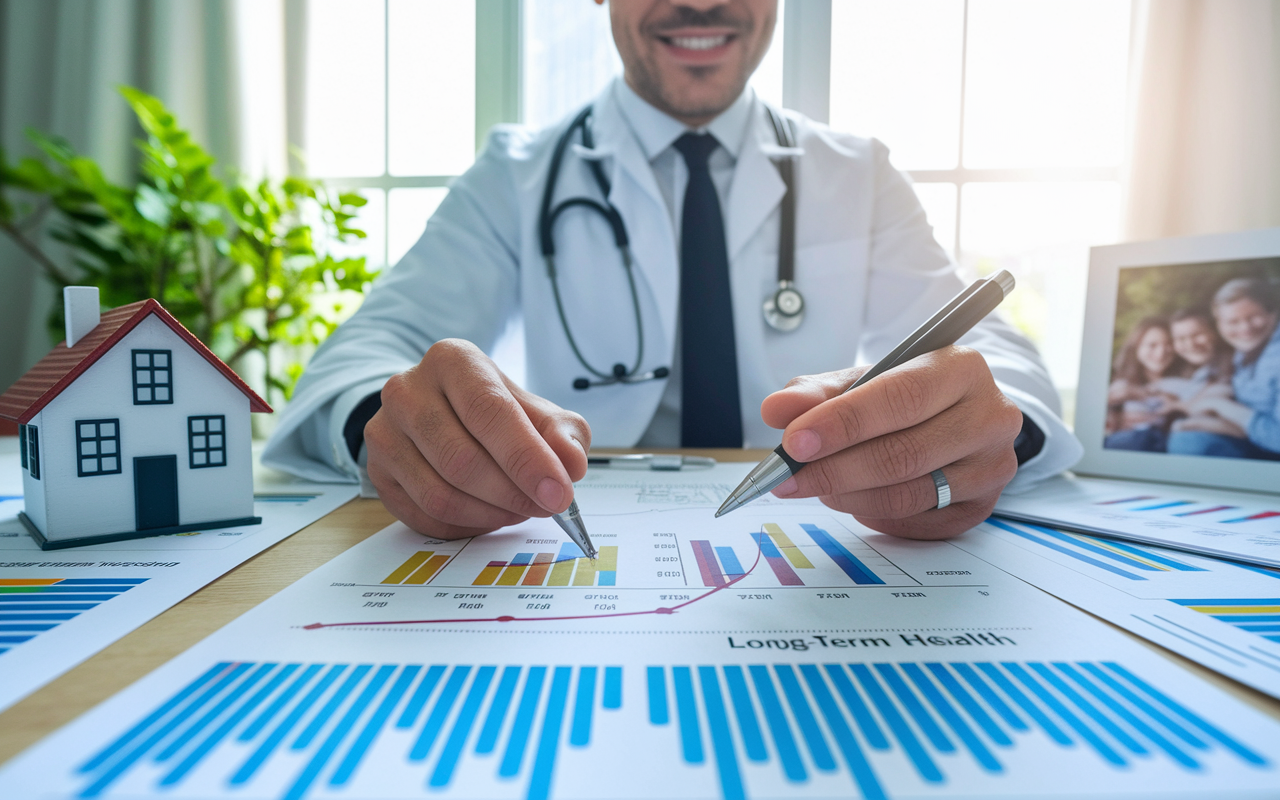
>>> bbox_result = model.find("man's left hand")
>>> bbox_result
[761,346,1023,539]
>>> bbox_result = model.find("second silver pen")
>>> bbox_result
[716,270,1016,518]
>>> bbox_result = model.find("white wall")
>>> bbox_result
[39,314,254,539]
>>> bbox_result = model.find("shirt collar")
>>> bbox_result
[612,77,755,163]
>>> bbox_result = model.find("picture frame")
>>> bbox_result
[1074,228,1280,494]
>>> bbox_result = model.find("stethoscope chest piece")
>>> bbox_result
[764,281,805,331]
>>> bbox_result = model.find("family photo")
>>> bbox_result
[1105,258,1280,460]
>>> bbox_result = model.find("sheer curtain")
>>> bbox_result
[1123,0,1280,240]
[0,0,282,402]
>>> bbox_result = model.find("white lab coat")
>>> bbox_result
[263,83,1082,490]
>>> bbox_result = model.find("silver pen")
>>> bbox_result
[717,270,1016,518]
[588,453,716,470]
[552,500,597,560]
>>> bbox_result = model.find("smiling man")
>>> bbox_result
[264,0,1082,540]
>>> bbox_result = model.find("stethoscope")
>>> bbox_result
[539,104,803,391]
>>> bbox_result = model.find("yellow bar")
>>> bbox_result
[405,554,450,585]
[382,552,434,584]
[522,553,555,586]
[765,523,815,569]
[0,579,62,586]
[572,558,597,586]
[1186,606,1280,615]
[473,563,505,586]
[597,546,618,572]
[497,564,530,586]
[548,559,575,586]
[1068,534,1170,571]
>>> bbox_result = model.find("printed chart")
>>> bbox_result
[994,474,1280,567]
[955,517,1280,698]
[61,658,1269,800]
[0,577,147,656]
[6,497,1280,798]
[0,449,359,713]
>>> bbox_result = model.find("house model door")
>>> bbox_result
[134,455,179,531]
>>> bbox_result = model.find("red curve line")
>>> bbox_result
[304,537,764,630]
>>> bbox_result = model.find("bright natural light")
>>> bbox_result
[388,0,476,177]
[305,0,385,177]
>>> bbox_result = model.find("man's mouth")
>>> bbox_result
[664,34,731,51]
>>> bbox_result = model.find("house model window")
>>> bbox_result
[77,419,121,477]
[188,416,226,469]
[27,425,39,480]
[19,423,27,470]
[132,350,173,405]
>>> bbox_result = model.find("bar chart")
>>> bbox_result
[382,551,452,585]
[692,524,891,588]
[472,543,619,588]
[1093,494,1280,525]
[0,578,148,656]
[985,518,1207,581]
[1172,599,1280,645]
[67,658,1271,800]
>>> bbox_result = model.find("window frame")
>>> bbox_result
[19,423,27,470]
[131,349,174,406]
[188,415,228,469]
[27,425,39,480]
[75,419,121,478]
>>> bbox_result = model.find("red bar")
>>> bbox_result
[691,540,725,587]
[1174,505,1235,517]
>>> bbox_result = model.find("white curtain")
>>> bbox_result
[0,0,288,397]
[1123,0,1280,241]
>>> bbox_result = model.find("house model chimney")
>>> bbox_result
[64,286,101,348]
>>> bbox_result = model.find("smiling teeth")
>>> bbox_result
[671,35,728,50]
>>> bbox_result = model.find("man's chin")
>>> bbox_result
[655,81,748,123]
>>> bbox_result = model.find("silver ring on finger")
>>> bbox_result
[930,468,952,510]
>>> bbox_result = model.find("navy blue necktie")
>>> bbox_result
[674,132,743,447]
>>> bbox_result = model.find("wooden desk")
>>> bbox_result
[2,448,1278,765]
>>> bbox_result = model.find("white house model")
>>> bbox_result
[0,287,271,550]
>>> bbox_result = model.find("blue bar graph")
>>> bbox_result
[71,660,1268,800]
[0,577,148,655]
[986,518,1208,579]
[799,524,885,584]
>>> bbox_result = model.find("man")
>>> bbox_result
[1168,278,1280,459]
[264,0,1081,540]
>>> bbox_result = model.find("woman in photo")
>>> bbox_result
[1104,316,1189,452]
[1168,278,1280,460]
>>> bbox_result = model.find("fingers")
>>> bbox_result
[368,339,593,536]
[813,446,1018,539]
[370,457,520,540]
[776,348,988,463]
[507,377,591,483]
[760,365,869,429]
[364,408,530,533]
[774,380,1018,497]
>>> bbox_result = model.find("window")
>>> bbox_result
[188,416,227,469]
[26,425,38,480]
[76,420,120,477]
[132,350,173,405]
[829,0,1131,401]
[284,1,1130,407]
[19,423,26,470]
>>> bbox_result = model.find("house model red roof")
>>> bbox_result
[0,299,271,424]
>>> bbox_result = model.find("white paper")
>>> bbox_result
[4,464,1278,799]
[950,516,1280,699]
[995,473,1280,568]
[0,445,358,713]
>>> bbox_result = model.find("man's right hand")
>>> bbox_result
[364,339,591,539]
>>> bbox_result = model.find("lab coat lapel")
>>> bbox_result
[581,92,680,348]
[726,108,789,260]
